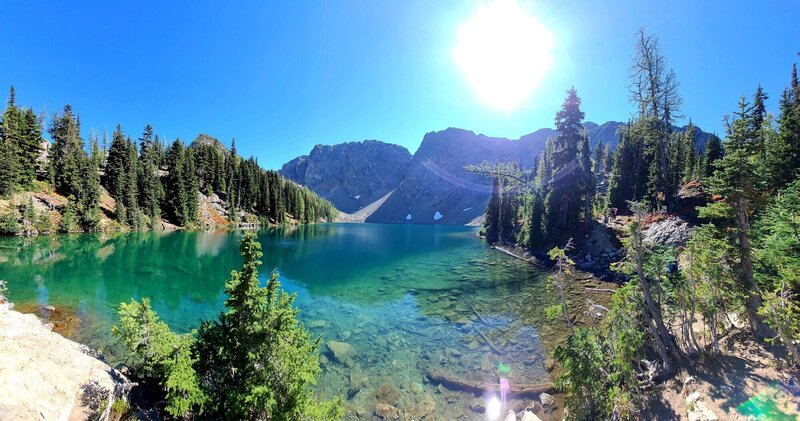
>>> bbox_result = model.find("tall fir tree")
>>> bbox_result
[18,108,43,185]
[578,129,594,223]
[703,133,723,178]
[703,95,773,338]
[49,105,85,198]
[545,88,584,237]
[484,176,501,244]
[498,178,515,242]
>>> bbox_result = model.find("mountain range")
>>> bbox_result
[280,121,712,225]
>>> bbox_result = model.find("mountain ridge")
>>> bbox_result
[281,121,713,224]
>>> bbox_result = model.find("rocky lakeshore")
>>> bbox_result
[0,302,126,420]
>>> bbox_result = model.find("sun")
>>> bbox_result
[453,0,554,111]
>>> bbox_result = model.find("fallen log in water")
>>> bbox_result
[425,366,554,396]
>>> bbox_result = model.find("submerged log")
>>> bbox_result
[425,366,554,396]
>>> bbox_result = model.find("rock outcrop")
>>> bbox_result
[644,216,693,247]
[281,140,412,214]
[0,305,123,421]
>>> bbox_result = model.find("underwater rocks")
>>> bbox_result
[326,340,357,365]
[374,402,399,419]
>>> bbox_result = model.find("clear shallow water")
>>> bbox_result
[1,223,575,419]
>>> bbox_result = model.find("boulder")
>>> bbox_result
[520,410,542,421]
[504,409,517,421]
[0,309,125,420]
[539,392,555,410]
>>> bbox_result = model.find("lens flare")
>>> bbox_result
[486,395,502,420]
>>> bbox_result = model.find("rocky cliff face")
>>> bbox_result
[367,128,546,225]
[281,121,713,225]
[280,140,412,213]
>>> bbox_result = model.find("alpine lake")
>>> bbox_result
[0,223,612,420]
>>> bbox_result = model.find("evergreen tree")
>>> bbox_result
[165,140,191,226]
[498,178,515,242]
[105,125,129,200]
[18,108,43,185]
[545,88,584,237]
[77,154,102,231]
[682,121,697,182]
[702,96,773,338]
[769,70,800,188]
[629,29,682,209]
[194,233,343,419]
[753,179,800,365]
[703,133,723,178]
[49,105,85,199]
[578,130,594,223]
[484,176,500,244]
[1,86,21,192]
[184,147,199,225]
[607,125,647,211]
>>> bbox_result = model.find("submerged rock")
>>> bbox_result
[374,402,399,420]
[326,340,357,364]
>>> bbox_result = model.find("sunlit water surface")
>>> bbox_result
[1,223,580,419]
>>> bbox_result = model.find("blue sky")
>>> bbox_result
[1,1,797,169]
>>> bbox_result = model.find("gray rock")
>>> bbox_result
[539,392,555,409]
[520,411,542,421]
[280,140,412,214]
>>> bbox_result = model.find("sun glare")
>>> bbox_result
[453,0,554,111]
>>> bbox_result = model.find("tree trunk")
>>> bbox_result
[735,199,773,339]
[710,315,720,354]
[636,242,685,370]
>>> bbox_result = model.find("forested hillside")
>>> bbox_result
[481,29,800,419]
[0,93,337,235]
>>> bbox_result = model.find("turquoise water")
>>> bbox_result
[1,223,572,419]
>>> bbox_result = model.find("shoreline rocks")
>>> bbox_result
[0,305,125,420]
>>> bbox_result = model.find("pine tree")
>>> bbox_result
[607,124,647,211]
[753,179,800,366]
[545,88,585,237]
[123,137,141,228]
[1,86,21,192]
[184,147,199,225]
[578,130,594,223]
[682,122,697,182]
[484,176,500,244]
[105,125,129,200]
[18,108,43,185]
[498,179,515,242]
[769,68,800,188]
[703,96,773,338]
[629,29,682,209]
[703,133,723,178]
[77,154,102,231]
[194,233,343,418]
[49,105,85,199]
[165,140,190,226]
